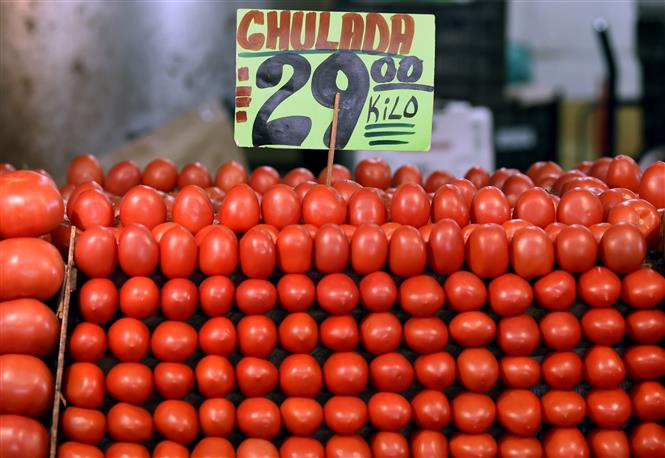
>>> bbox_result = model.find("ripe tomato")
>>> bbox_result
[236,398,280,439]
[533,270,576,310]
[199,275,234,316]
[107,402,153,442]
[0,298,59,358]
[411,430,448,458]
[79,278,118,323]
[584,345,625,388]
[510,226,554,278]
[471,186,510,224]
[350,223,387,274]
[606,154,641,191]
[318,164,351,184]
[119,185,166,229]
[578,266,621,307]
[107,317,150,362]
[427,219,464,274]
[198,316,236,356]
[631,381,665,421]
[177,162,211,189]
[621,268,665,309]
[161,278,197,321]
[347,188,387,226]
[195,355,234,398]
[277,274,315,312]
[323,352,368,395]
[394,164,423,187]
[316,273,359,314]
[117,224,159,277]
[333,179,362,203]
[239,228,275,279]
[217,184,260,232]
[67,154,104,185]
[105,442,149,458]
[355,158,390,189]
[451,392,495,433]
[367,392,411,431]
[539,311,581,351]
[497,314,540,356]
[237,315,276,358]
[588,430,629,458]
[541,390,585,426]
[411,390,450,429]
[466,223,509,278]
[215,160,247,191]
[153,400,199,444]
[444,271,487,312]
[370,432,408,458]
[160,225,197,278]
[119,276,159,318]
[142,158,177,192]
[542,351,582,389]
[449,311,495,347]
[464,166,490,189]
[497,435,542,458]
[105,160,141,196]
[457,348,498,392]
[488,274,532,317]
[626,309,665,344]
[276,225,312,274]
[326,435,370,458]
[543,428,589,458]
[502,173,534,207]
[499,356,540,388]
[390,183,430,227]
[61,407,106,444]
[153,441,189,458]
[554,224,598,273]
[279,312,318,354]
[414,352,456,390]
[198,398,235,438]
[630,422,665,458]
[639,161,665,208]
[389,225,426,276]
[404,317,448,354]
[248,165,280,194]
[283,167,314,188]
[359,313,402,354]
[0,238,64,301]
[586,388,632,427]
[67,322,106,362]
[496,389,540,436]
[513,187,555,228]
[74,226,117,278]
[431,184,469,228]
[0,355,53,418]
[154,362,194,399]
[320,315,359,351]
[197,226,238,276]
[261,184,300,229]
[557,188,603,226]
[323,396,367,434]
[235,279,276,314]
[63,362,103,410]
[358,271,395,312]
[151,321,197,362]
[191,438,234,458]
[172,185,213,234]
[0,170,64,238]
[280,397,323,436]
[608,199,661,247]
[279,354,322,397]
[302,185,346,226]
[582,308,625,345]
[398,275,444,317]
[0,415,49,458]
[599,223,646,273]
[106,363,153,404]
[314,224,349,273]
[369,352,414,392]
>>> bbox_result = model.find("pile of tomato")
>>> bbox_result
[0,153,664,458]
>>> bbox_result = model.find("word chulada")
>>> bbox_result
[237,10,415,55]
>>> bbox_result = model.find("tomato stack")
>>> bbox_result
[0,169,66,457]
[2,153,664,458]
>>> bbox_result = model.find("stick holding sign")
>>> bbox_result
[326,92,341,187]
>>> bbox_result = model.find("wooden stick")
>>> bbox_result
[326,92,341,187]
[49,225,77,458]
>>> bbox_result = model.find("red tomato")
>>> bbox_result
[367,392,411,431]
[584,345,625,388]
[427,219,465,274]
[61,407,106,445]
[283,167,314,188]
[543,428,589,458]
[280,397,323,436]
[582,307,625,345]
[541,390,585,426]
[444,271,487,312]
[316,273,359,315]
[160,225,197,278]
[63,362,103,410]
[390,183,430,227]
[155,363,194,399]
[631,422,665,458]
[639,161,665,208]
[105,362,152,405]
[621,268,665,309]
[107,402,153,442]
[388,225,426,276]
[359,313,402,354]
[0,355,53,418]
[499,356,540,388]
[355,158,390,189]
[323,396,367,434]
[513,187,555,227]
[586,388,632,427]
[153,441,189,458]
[67,322,106,362]
[177,162,211,189]
[105,442,149,458]
[369,352,414,392]
[370,432,408,458]
[411,389,450,429]
[502,173,534,207]
[471,186,510,224]
[235,279,275,314]
[259,185,299,230]
[153,400,199,444]
[171,185,213,234]
[104,160,141,196]
[198,226,238,276]
[217,183,260,232]
[198,398,235,438]
[411,430,448,458]
[279,354,322,397]
[302,185,346,226]
[626,309,665,344]
[320,315,358,351]
[631,381,665,421]
[195,355,235,398]
[350,223,387,274]
[117,224,159,277]
[323,352,368,395]
[199,275,234,316]
[326,435,370,458]
[142,159,177,192]
[557,188,603,226]
[608,199,661,247]
[333,179,362,203]
[248,165,279,194]
[497,435,542,458]
[239,228,275,279]
[457,348,498,392]
[214,160,247,191]
[542,351,582,389]
[555,224,599,273]
[466,223,509,278]
[606,154,641,191]
[0,298,59,358]
[540,311,581,351]
[347,188,387,226]
[501,219,533,243]
[318,164,351,184]
[449,311,495,347]
[488,274,532,317]
[587,429,629,458]
[74,226,117,277]
[495,389,540,436]
[107,317,150,362]
[313,224,348,273]
[357,271,395,312]
[0,415,49,458]
[294,181,317,201]
[0,238,64,301]
[151,321,197,362]
[237,315,277,358]
[431,184,469,227]
[404,317,448,354]
[398,275,444,317]
[119,276,159,319]
[277,274,315,312]
[236,398,280,439]
[534,270,576,310]
[118,185,166,229]
[198,317,236,356]
[394,164,423,187]
[599,223,646,273]
[276,225,312,274]
[160,278,197,320]
[497,314,539,356]
[0,170,64,238]
[67,154,104,186]
[510,226,554,278]
[414,352,456,390]
[464,166,490,189]
[451,392,495,433]
[79,278,118,323]
[278,312,317,354]
[578,266,621,307]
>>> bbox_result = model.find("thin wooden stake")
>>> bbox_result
[50,225,77,458]
[326,92,341,187]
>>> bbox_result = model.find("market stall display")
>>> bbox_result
[0,154,664,458]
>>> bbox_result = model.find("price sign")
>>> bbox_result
[234,9,435,150]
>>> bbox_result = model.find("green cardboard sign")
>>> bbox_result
[235,9,435,150]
